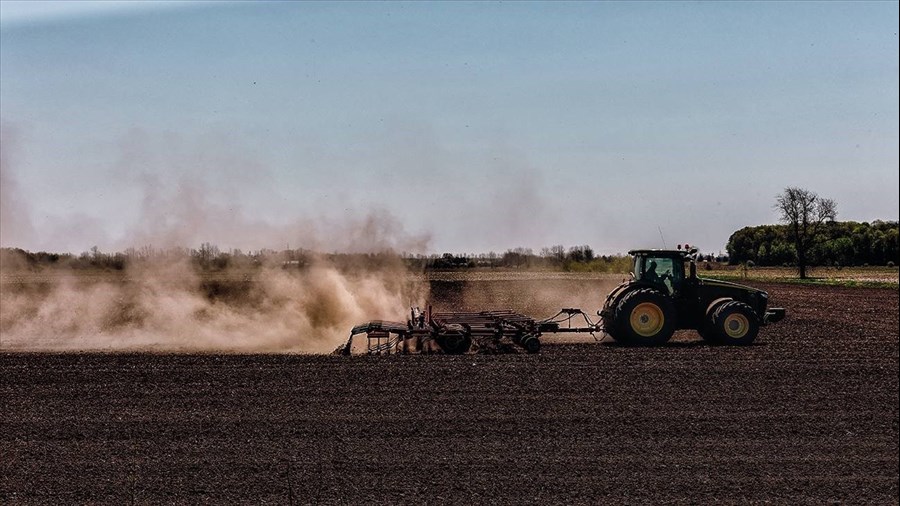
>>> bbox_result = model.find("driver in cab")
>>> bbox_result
[644,260,672,292]
[645,260,661,283]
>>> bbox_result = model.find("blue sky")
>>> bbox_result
[1,1,897,254]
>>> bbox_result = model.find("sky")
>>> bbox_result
[1,1,898,255]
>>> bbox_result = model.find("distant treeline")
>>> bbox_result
[727,220,899,267]
[0,244,633,273]
[0,244,401,272]
[414,245,632,272]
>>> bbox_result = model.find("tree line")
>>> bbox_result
[0,243,633,273]
[726,220,899,268]
[418,245,631,272]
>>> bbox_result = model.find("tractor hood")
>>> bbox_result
[697,277,767,297]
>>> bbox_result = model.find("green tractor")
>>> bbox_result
[599,247,785,345]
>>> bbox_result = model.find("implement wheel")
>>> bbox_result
[612,288,676,346]
[711,301,759,346]
[436,330,472,354]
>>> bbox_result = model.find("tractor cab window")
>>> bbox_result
[637,256,684,295]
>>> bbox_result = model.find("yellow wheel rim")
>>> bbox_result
[723,313,750,338]
[630,302,665,337]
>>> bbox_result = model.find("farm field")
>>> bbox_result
[1,276,898,504]
[699,265,899,287]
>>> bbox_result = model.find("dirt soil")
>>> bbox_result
[2,281,898,504]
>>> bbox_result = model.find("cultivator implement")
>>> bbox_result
[337,307,601,355]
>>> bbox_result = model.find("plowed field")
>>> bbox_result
[2,280,898,504]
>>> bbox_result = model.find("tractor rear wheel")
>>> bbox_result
[606,327,626,344]
[711,301,759,345]
[613,288,676,346]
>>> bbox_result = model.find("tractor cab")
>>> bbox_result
[629,246,697,296]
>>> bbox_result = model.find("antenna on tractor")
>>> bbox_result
[657,226,667,249]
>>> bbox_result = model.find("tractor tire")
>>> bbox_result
[711,301,759,346]
[605,327,626,344]
[698,299,731,344]
[612,288,676,346]
[599,313,622,343]
[600,315,623,342]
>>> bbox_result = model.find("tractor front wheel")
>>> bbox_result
[698,299,731,344]
[711,301,759,345]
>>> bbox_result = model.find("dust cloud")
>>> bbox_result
[0,124,433,353]
[0,125,35,249]
[0,253,425,353]
[435,272,621,316]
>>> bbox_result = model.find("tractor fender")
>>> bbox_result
[600,282,631,317]
[602,282,655,317]
[705,298,733,318]
[612,281,672,307]
[603,283,631,309]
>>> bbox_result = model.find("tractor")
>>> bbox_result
[599,246,785,345]
[342,246,785,354]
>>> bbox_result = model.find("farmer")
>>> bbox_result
[645,260,662,284]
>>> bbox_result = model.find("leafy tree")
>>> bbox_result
[823,237,854,266]
[775,187,837,279]
[883,228,899,263]
[769,241,797,266]
[566,245,594,263]
[726,221,898,268]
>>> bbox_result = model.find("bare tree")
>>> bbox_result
[775,187,837,279]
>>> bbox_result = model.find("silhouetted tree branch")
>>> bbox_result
[775,187,837,279]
